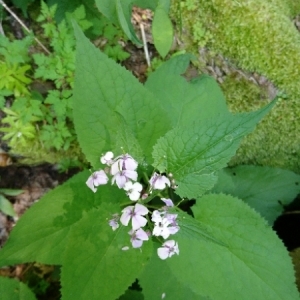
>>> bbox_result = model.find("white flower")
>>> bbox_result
[153,217,172,239]
[86,170,109,192]
[149,173,171,190]
[101,151,114,165]
[129,228,149,248]
[124,181,143,201]
[115,153,138,171]
[120,203,149,230]
[152,210,179,239]
[111,154,138,175]
[157,240,179,260]
[112,170,138,188]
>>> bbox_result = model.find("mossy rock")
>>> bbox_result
[173,0,300,172]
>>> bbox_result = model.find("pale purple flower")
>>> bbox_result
[157,240,179,260]
[153,217,172,239]
[124,181,143,201]
[161,198,174,207]
[112,170,138,188]
[129,228,149,248]
[110,154,138,175]
[120,203,149,230]
[151,210,165,223]
[152,210,179,239]
[108,214,120,231]
[149,173,171,190]
[86,170,109,192]
[115,153,138,171]
[101,151,114,165]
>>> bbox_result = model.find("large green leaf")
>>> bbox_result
[139,247,207,300]
[0,276,36,300]
[152,101,276,199]
[213,165,300,224]
[73,24,171,168]
[145,54,229,127]
[0,171,126,267]
[61,206,153,300]
[167,194,298,299]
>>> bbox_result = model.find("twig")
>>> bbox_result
[0,0,51,55]
[140,23,150,67]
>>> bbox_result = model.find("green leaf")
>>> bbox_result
[0,276,36,300]
[73,24,171,168]
[167,194,299,299]
[95,0,158,44]
[139,247,206,300]
[0,171,126,267]
[0,195,16,217]
[213,165,300,224]
[145,54,229,127]
[61,207,152,300]
[152,6,173,58]
[152,101,276,199]
[0,188,23,196]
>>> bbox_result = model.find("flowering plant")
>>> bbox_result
[0,24,299,300]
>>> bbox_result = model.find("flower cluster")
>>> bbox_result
[86,151,180,260]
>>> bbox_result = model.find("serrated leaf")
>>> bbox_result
[167,194,299,299]
[213,165,300,224]
[152,6,173,58]
[145,54,229,127]
[0,276,36,300]
[139,247,207,300]
[0,171,127,267]
[152,101,276,199]
[61,206,152,300]
[73,24,171,168]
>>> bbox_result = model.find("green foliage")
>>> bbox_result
[0,25,298,300]
[95,0,174,57]
[166,194,299,299]
[73,24,172,168]
[0,276,36,300]
[213,166,300,224]
[152,3,174,58]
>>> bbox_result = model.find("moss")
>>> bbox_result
[221,75,300,172]
[173,0,300,172]
[10,139,86,166]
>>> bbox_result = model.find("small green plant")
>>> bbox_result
[0,1,130,162]
[0,186,23,217]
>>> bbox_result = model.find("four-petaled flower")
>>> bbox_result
[149,173,171,190]
[128,228,149,248]
[120,203,149,230]
[124,181,143,201]
[157,240,179,260]
[111,169,138,188]
[86,170,109,193]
